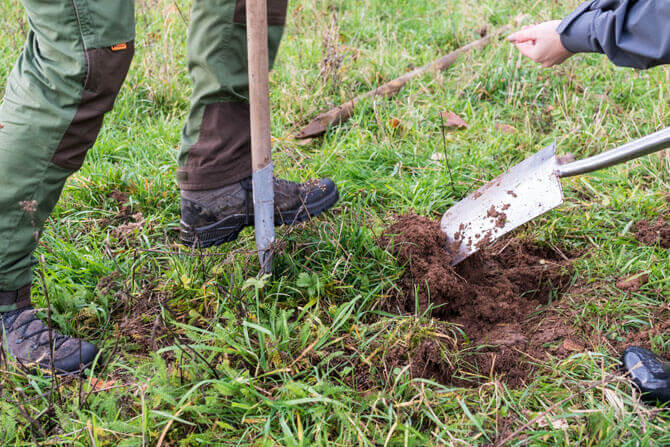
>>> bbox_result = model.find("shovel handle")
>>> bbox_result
[557,127,670,178]
[247,0,275,273]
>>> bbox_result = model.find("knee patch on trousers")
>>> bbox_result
[233,0,288,26]
[177,102,253,191]
[51,41,135,171]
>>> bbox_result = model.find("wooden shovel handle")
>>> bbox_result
[247,0,272,171]
[247,0,275,273]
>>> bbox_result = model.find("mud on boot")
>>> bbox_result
[0,306,99,375]
[180,176,339,248]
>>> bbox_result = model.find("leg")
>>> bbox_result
[179,0,339,247]
[0,0,134,373]
[178,0,288,190]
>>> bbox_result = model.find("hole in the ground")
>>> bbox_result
[376,214,578,388]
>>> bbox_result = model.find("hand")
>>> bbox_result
[508,20,573,67]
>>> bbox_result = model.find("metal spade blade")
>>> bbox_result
[441,143,563,266]
[441,128,670,266]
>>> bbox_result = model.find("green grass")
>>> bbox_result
[1,0,668,445]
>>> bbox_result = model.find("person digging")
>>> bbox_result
[509,0,670,405]
[0,0,339,375]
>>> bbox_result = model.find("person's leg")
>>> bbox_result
[0,0,134,373]
[178,0,288,190]
[179,0,339,247]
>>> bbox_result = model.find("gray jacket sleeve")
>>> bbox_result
[557,0,670,69]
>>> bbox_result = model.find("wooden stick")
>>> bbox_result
[247,0,275,272]
[248,0,272,172]
[294,25,513,140]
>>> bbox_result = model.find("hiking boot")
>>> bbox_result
[621,346,670,405]
[180,176,339,248]
[0,307,99,375]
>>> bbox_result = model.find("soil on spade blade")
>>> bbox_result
[378,214,577,387]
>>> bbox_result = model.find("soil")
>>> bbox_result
[615,273,649,293]
[377,214,576,387]
[110,189,129,205]
[615,319,670,358]
[633,216,670,249]
[486,204,507,229]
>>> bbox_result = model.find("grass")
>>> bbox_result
[1,0,668,445]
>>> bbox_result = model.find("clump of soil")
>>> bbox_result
[616,273,649,293]
[633,216,670,249]
[616,319,670,358]
[378,214,576,387]
[110,189,129,205]
[380,214,573,320]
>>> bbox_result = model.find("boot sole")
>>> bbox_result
[10,358,96,378]
[46,360,95,377]
[180,187,339,248]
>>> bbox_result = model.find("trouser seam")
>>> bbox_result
[70,0,94,49]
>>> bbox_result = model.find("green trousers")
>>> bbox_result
[0,0,287,311]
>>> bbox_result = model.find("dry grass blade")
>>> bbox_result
[494,375,621,447]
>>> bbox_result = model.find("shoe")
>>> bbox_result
[621,346,670,405]
[180,176,339,248]
[0,307,99,375]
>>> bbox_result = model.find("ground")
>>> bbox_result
[0,0,668,445]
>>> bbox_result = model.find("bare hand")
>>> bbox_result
[508,21,573,68]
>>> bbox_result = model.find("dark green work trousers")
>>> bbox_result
[0,0,287,310]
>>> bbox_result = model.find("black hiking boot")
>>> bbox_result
[621,346,670,405]
[0,306,99,375]
[180,176,339,248]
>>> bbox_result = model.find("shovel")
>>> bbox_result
[441,127,670,266]
[246,0,275,273]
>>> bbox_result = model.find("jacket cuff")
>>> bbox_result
[558,9,600,54]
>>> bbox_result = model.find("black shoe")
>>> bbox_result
[0,307,99,375]
[180,176,339,248]
[621,346,670,405]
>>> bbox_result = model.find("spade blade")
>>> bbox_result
[441,143,564,266]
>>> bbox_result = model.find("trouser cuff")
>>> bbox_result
[0,284,32,313]
[178,102,253,191]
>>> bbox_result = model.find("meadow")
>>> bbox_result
[0,0,668,445]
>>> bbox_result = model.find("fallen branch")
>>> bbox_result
[294,22,516,139]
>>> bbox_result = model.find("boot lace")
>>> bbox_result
[273,177,297,188]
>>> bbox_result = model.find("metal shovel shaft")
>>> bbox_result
[557,127,670,177]
[247,0,275,273]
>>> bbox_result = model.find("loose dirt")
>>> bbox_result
[615,319,670,358]
[378,214,576,387]
[633,216,670,249]
[615,273,649,293]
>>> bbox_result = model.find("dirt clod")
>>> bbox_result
[379,214,575,387]
[110,189,129,205]
[615,273,649,293]
[486,205,507,228]
[633,216,670,249]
